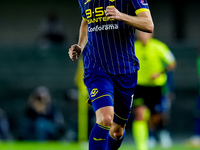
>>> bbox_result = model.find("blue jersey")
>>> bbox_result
[79,0,150,75]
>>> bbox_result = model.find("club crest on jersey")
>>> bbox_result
[141,0,148,5]
[91,88,98,97]
[109,0,115,2]
[84,0,91,5]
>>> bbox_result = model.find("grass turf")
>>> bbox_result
[0,141,199,150]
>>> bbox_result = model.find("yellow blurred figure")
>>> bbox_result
[132,30,176,150]
[74,57,89,142]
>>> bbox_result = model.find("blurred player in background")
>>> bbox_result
[37,11,66,49]
[0,108,12,140]
[74,56,96,143]
[132,30,176,150]
[187,47,200,147]
[68,0,153,149]
[74,56,89,142]
[21,86,65,141]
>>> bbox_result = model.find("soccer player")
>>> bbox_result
[132,30,176,150]
[68,0,154,149]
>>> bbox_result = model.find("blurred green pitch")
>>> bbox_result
[0,141,198,150]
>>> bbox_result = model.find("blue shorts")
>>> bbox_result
[84,66,137,125]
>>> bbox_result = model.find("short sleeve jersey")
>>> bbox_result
[135,38,175,86]
[78,0,150,75]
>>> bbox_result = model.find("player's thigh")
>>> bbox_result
[133,85,147,107]
[144,86,162,114]
[84,69,115,112]
[113,72,137,125]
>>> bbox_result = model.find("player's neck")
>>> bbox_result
[141,38,151,46]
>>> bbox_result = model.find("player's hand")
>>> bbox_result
[151,73,161,80]
[105,6,123,21]
[68,44,82,61]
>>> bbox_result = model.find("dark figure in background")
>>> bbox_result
[21,86,65,141]
[187,47,200,147]
[38,12,65,49]
[0,109,12,140]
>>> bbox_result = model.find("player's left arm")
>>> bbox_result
[152,51,176,80]
[68,19,88,61]
[105,7,154,33]
[162,46,177,72]
[164,53,176,72]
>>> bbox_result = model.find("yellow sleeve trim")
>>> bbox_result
[135,8,150,15]
[82,17,87,21]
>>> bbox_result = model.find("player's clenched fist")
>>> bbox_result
[105,6,123,21]
[68,44,82,61]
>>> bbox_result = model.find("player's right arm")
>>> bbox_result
[106,7,153,33]
[68,19,88,61]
